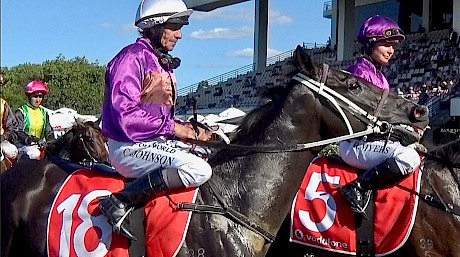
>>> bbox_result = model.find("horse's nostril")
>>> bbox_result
[413,106,428,120]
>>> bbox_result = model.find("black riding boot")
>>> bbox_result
[340,157,408,214]
[99,169,168,240]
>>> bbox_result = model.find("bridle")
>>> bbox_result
[178,64,395,243]
[76,129,100,166]
[188,63,392,153]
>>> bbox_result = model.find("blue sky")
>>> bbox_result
[1,0,331,89]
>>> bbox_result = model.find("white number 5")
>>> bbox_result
[298,172,340,232]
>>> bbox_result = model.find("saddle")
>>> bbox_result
[290,156,421,256]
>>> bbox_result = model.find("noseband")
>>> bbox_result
[292,63,390,139]
[77,131,99,165]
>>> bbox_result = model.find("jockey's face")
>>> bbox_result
[159,23,184,52]
[370,41,397,66]
[29,93,44,107]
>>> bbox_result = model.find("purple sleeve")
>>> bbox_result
[347,64,373,84]
[104,53,174,142]
[347,60,389,90]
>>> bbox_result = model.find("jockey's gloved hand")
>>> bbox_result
[388,126,420,146]
[25,136,41,145]
[409,142,428,153]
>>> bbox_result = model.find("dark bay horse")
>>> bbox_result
[1,119,109,257]
[266,138,460,257]
[401,138,460,257]
[176,46,428,257]
[1,45,428,257]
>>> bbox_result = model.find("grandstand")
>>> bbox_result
[178,0,459,144]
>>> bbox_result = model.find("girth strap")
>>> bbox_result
[176,180,276,243]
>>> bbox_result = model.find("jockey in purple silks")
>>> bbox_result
[99,0,212,240]
[339,15,425,215]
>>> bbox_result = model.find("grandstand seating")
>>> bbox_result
[177,28,458,129]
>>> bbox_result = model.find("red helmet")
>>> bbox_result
[25,81,49,95]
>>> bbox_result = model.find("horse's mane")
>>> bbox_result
[208,84,295,166]
[231,84,294,143]
[428,138,460,165]
[46,128,75,159]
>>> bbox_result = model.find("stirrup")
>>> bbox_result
[98,195,137,240]
[349,190,371,219]
[112,206,135,238]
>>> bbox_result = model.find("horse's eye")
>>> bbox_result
[348,82,362,93]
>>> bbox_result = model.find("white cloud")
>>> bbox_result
[226,48,283,58]
[195,63,239,69]
[191,7,253,22]
[267,48,282,57]
[190,26,253,40]
[226,48,254,58]
[269,10,294,25]
[191,7,293,26]
[120,24,138,33]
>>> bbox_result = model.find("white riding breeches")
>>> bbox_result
[1,140,18,159]
[19,145,41,160]
[108,137,212,188]
[339,140,420,175]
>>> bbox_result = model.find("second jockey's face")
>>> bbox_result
[29,93,44,107]
[370,41,397,66]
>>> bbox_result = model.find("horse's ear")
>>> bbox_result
[94,115,102,127]
[293,45,317,78]
[75,117,84,127]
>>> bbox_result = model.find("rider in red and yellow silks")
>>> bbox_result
[0,72,19,161]
[15,80,53,160]
[339,15,425,215]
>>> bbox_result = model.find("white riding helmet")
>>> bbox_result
[135,0,193,30]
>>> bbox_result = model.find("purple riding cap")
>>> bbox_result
[357,15,405,45]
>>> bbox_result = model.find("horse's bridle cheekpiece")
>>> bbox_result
[187,64,394,153]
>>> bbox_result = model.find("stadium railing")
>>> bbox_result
[177,43,324,96]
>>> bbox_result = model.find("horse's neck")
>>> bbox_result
[46,134,73,159]
[209,150,314,231]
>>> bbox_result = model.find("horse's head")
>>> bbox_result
[288,45,429,145]
[68,117,109,165]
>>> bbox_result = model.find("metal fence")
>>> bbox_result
[177,42,324,96]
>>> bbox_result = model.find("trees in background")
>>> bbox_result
[1,55,105,115]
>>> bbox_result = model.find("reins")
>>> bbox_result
[78,134,99,166]
[176,179,276,243]
[177,64,395,244]
[396,152,460,216]
[188,64,392,153]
